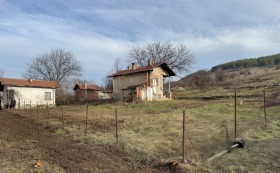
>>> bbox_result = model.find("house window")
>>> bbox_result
[153,78,158,86]
[45,92,51,100]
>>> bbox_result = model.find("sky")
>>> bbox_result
[1,0,280,85]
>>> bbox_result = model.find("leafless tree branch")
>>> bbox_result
[127,42,195,75]
[0,68,5,77]
[24,48,82,82]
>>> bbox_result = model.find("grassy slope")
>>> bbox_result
[10,66,279,172]
[17,94,279,173]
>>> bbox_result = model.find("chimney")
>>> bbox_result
[127,66,130,70]
[148,59,152,66]
[29,78,33,82]
[132,63,137,70]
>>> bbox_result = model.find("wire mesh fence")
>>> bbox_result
[6,89,280,163]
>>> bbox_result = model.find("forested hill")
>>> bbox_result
[211,53,280,72]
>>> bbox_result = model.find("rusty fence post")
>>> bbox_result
[85,102,89,135]
[47,102,49,118]
[234,91,237,138]
[182,110,186,163]
[23,101,26,114]
[61,102,64,129]
[264,90,267,123]
[18,98,20,115]
[36,102,38,116]
[18,99,20,110]
[115,108,119,144]
[30,101,32,116]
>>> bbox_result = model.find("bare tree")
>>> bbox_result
[113,57,122,73]
[0,68,5,77]
[127,42,195,74]
[103,58,123,91]
[103,71,113,91]
[24,48,82,82]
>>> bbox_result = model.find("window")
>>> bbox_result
[153,78,158,86]
[44,92,51,100]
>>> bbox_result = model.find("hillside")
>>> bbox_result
[172,63,280,90]
[211,53,280,71]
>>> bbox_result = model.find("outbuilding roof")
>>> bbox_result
[108,62,176,77]
[0,77,59,89]
[73,83,101,91]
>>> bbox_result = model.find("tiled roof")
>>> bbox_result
[73,83,101,91]
[108,62,176,77]
[0,78,59,88]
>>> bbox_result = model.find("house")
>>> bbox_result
[108,59,176,101]
[73,83,111,101]
[0,77,59,109]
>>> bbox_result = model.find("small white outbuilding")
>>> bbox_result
[0,77,59,109]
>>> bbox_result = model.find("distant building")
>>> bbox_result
[108,59,176,101]
[73,83,111,101]
[0,77,59,109]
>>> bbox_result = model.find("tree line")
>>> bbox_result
[211,53,280,72]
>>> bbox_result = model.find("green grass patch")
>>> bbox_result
[54,128,66,135]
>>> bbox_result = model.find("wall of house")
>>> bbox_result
[87,91,99,100]
[113,67,170,101]
[75,88,83,101]
[3,86,56,109]
[113,72,147,94]
[75,89,100,101]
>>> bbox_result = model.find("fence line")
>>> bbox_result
[7,90,279,162]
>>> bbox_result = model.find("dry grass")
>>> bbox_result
[12,88,280,172]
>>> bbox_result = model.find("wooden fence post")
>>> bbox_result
[85,102,89,135]
[115,108,119,144]
[182,110,186,163]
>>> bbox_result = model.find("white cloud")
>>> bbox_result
[1,0,280,83]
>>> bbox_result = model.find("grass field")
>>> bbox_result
[10,87,280,172]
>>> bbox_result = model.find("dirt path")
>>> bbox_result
[0,111,165,173]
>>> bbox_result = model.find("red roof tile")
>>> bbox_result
[73,83,101,91]
[108,62,176,77]
[0,78,59,88]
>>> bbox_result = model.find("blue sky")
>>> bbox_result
[1,0,280,85]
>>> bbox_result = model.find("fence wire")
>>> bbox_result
[7,90,280,162]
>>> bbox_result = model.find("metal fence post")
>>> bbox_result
[47,102,49,118]
[85,102,88,135]
[234,91,237,138]
[30,101,32,116]
[36,102,38,116]
[61,102,64,129]
[115,108,119,144]
[264,90,267,123]
[182,110,186,163]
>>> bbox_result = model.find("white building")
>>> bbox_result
[0,78,59,109]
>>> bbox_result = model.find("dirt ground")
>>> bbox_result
[0,111,168,173]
